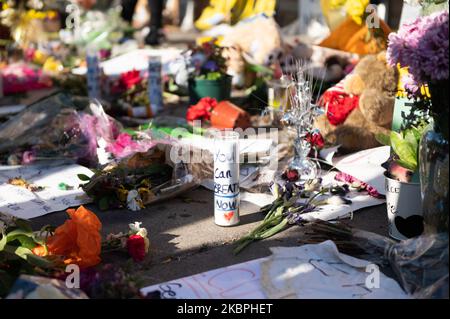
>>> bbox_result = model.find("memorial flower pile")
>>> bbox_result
[234,173,354,254]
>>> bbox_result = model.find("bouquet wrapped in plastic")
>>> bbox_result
[0,93,121,167]
[301,220,449,299]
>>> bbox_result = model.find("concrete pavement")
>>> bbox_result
[30,187,389,287]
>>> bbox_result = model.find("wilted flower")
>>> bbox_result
[305,132,325,150]
[22,150,36,165]
[282,169,299,182]
[127,190,144,211]
[304,178,323,192]
[326,196,352,206]
[46,206,102,268]
[335,172,383,199]
[330,184,350,196]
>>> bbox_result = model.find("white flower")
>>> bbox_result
[127,190,143,211]
[129,222,142,233]
[304,178,322,192]
[129,221,148,238]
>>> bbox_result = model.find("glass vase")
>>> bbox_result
[419,78,449,236]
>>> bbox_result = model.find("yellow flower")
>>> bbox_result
[329,0,347,9]
[43,57,64,75]
[116,186,129,203]
[346,0,369,25]
[33,50,48,65]
[328,0,369,25]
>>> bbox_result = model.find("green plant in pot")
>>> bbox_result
[377,124,427,184]
[185,41,232,104]
[377,124,428,240]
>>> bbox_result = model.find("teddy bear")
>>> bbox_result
[313,51,399,153]
[220,15,283,67]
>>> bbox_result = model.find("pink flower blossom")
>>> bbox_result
[335,172,383,199]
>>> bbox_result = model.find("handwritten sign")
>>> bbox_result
[213,133,240,226]
[0,164,93,219]
[141,258,266,299]
[140,241,408,299]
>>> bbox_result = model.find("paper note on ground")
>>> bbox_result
[321,146,390,195]
[0,164,93,219]
[141,258,266,299]
[141,241,408,299]
[260,241,408,299]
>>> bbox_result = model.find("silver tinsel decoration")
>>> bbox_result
[281,61,324,180]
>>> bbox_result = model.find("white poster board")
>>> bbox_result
[141,241,408,299]
[0,164,93,219]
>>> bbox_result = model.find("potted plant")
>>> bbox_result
[377,124,428,240]
[183,41,232,104]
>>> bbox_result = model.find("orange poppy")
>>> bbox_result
[46,206,102,268]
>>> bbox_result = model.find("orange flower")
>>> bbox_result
[32,245,48,257]
[46,206,102,268]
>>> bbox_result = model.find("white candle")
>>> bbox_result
[213,131,240,226]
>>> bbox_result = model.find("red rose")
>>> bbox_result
[120,69,142,90]
[186,97,218,122]
[127,235,146,262]
[306,132,325,149]
[282,169,299,182]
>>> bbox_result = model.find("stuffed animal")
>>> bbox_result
[314,51,399,153]
[221,16,282,67]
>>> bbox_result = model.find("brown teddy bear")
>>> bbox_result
[314,51,399,153]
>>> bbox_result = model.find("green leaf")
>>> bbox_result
[396,159,417,171]
[77,174,91,181]
[0,234,6,251]
[375,133,391,146]
[405,130,418,152]
[6,228,33,240]
[390,131,418,171]
[3,245,33,261]
[8,235,37,250]
[26,253,56,269]
[3,245,55,268]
